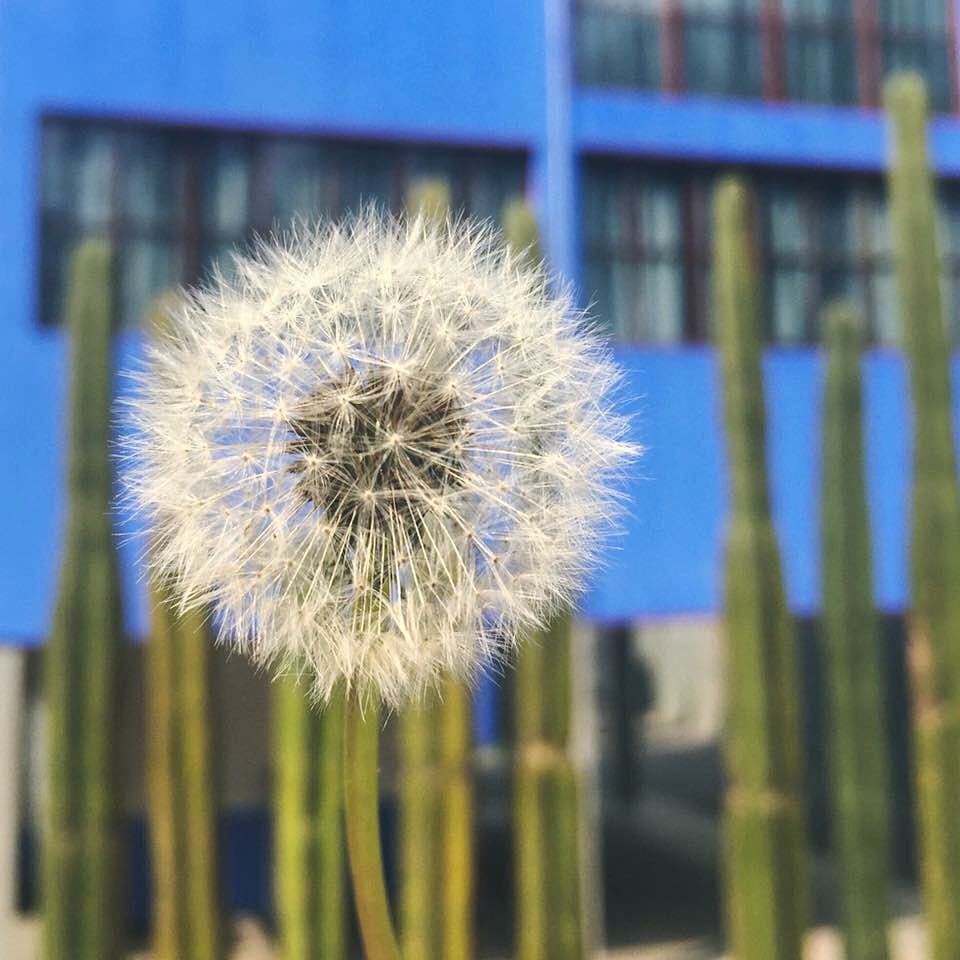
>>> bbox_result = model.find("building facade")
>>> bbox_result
[3,1,960,639]
[2,0,960,941]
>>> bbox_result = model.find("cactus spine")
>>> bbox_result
[713,178,807,960]
[505,198,584,960]
[43,240,124,960]
[273,677,345,960]
[885,72,960,960]
[146,587,223,960]
[821,302,892,960]
[397,177,474,960]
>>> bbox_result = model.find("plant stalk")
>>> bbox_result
[343,694,401,960]
[714,176,808,960]
[885,71,960,960]
[821,302,892,960]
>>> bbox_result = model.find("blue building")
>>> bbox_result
[4,0,960,637]
[2,0,960,949]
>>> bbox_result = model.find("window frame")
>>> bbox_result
[36,113,529,330]
[582,155,960,346]
[575,0,960,112]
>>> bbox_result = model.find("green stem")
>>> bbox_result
[344,694,401,960]
[441,678,473,960]
[400,695,440,960]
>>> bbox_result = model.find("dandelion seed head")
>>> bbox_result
[123,210,636,707]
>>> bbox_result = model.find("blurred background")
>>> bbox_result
[2,1,960,958]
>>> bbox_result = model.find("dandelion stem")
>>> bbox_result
[344,693,402,960]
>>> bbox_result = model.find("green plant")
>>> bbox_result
[440,675,474,960]
[144,295,223,960]
[273,677,345,960]
[397,690,440,960]
[821,302,892,960]
[146,586,222,960]
[397,177,473,960]
[885,71,960,960]
[713,177,807,960]
[504,198,584,960]
[43,240,124,960]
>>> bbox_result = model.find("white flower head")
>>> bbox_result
[123,210,635,707]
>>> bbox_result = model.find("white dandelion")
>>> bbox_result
[122,209,634,708]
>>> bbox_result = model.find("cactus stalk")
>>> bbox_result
[146,588,222,960]
[43,240,124,960]
[504,198,584,960]
[441,676,474,960]
[713,177,807,960]
[144,296,223,960]
[273,677,345,960]
[398,694,441,960]
[397,177,474,960]
[821,302,892,960]
[885,72,960,960]
[514,614,584,960]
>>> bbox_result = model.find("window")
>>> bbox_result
[583,159,960,345]
[783,0,858,104]
[39,118,527,328]
[576,0,956,111]
[577,0,662,88]
[583,167,687,341]
[880,0,954,112]
[683,0,763,98]
[938,184,960,339]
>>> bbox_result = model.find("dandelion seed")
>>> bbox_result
[122,210,635,708]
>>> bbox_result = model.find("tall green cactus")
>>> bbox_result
[44,239,124,960]
[885,72,960,960]
[273,677,345,960]
[504,198,584,960]
[398,686,441,960]
[821,302,892,960]
[397,177,475,960]
[144,295,223,960]
[713,177,807,960]
[146,586,223,960]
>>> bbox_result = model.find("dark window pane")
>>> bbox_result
[119,131,184,229]
[583,166,685,342]
[683,0,763,98]
[577,1,662,89]
[880,0,953,112]
[764,185,811,342]
[200,138,251,237]
[818,187,859,325]
[39,221,79,328]
[937,185,960,339]
[462,157,528,225]
[337,147,394,212]
[119,239,181,329]
[783,0,857,104]
[265,141,338,225]
[38,118,527,328]
[856,188,898,344]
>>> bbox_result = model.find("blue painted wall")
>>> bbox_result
[3,0,960,641]
[576,90,960,174]
[584,348,921,623]
[0,1,546,644]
